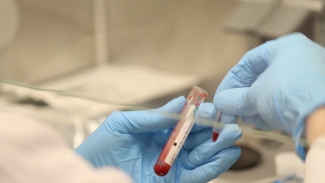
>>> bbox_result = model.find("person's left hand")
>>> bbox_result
[75,97,241,183]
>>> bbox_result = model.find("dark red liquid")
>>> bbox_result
[154,162,171,176]
[212,132,219,142]
[154,142,172,176]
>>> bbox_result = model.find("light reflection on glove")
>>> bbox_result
[213,33,325,159]
[76,97,241,183]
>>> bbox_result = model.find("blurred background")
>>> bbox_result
[0,0,323,182]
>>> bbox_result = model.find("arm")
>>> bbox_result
[306,106,325,144]
[0,111,132,183]
[304,106,325,183]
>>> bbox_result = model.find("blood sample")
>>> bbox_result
[212,132,219,141]
[154,86,207,176]
[212,111,222,142]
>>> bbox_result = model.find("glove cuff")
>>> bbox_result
[295,141,307,161]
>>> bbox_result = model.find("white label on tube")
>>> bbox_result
[165,105,196,165]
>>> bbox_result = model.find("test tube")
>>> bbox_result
[212,111,222,142]
[154,86,208,176]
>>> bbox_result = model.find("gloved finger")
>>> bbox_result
[221,114,238,124]
[214,43,270,94]
[107,96,185,134]
[183,128,212,151]
[214,87,257,116]
[152,129,172,147]
[183,103,216,150]
[242,115,277,131]
[242,115,267,128]
[192,103,216,132]
[181,124,241,169]
[180,147,241,183]
[195,102,237,124]
[190,124,207,133]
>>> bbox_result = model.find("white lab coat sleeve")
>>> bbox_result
[304,136,325,183]
[0,111,133,183]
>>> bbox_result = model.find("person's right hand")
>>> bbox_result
[213,33,325,158]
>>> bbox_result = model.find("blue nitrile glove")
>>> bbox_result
[213,33,325,159]
[76,97,241,183]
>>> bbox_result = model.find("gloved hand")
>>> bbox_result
[213,33,325,159]
[76,97,241,183]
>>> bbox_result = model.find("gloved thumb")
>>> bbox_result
[213,87,257,116]
[108,96,186,134]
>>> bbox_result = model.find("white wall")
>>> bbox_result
[0,0,95,84]
[105,0,255,100]
[315,12,325,47]
[0,0,256,100]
